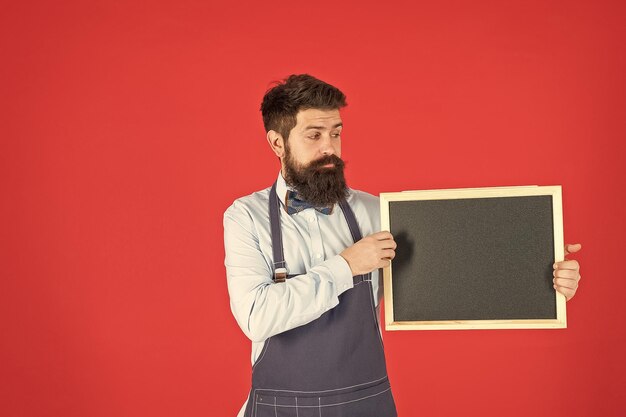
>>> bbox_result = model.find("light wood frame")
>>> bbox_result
[380,185,566,330]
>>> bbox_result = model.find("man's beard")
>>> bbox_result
[283,148,348,207]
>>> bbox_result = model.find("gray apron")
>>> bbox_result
[243,182,397,417]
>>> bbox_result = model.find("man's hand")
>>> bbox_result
[554,243,582,301]
[340,231,397,276]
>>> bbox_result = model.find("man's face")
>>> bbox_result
[283,108,343,170]
[282,108,347,206]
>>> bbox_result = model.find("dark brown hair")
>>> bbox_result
[260,74,347,140]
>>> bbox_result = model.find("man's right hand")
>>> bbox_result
[340,231,397,276]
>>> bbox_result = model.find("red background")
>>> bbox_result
[2,1,625,416]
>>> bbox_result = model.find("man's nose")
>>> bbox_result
[320,135,335,155]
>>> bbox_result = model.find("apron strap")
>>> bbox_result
[269,182,287,282]
[269,181,369,285]
[338,199,369,285]
[337,199,363,242]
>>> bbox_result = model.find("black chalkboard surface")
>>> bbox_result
[380,186,566,330]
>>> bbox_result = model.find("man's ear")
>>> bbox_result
[267,130,285,158]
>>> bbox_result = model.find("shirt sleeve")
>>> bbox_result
[224,202,355,343]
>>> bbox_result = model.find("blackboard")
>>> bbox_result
[380,186,566,330]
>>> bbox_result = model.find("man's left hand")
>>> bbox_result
[553,243,582,301]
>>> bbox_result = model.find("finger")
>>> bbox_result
[553,269,579,279]
[564,243,582,256]
[553,277,579,289]
[554,285,576,301]
[381,249,396,260]
[378,239,397,250]
[377,258,392,269]
[553,260,579,270]
[372,231,394,241]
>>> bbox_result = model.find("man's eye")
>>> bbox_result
[331,133,341,138]
[308,132,321,139]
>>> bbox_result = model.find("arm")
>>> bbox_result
[224,203,354,343]
[224,203,396,343]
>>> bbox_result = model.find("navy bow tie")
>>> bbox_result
[285,190,333,215]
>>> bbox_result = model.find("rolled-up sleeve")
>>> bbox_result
[224,202,354,343]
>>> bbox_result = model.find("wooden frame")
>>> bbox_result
[380,186,566,330]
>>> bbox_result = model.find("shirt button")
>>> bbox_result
[315,253,322,259]
[308,217,315,223]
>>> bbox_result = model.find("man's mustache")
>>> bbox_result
[307,155,345,170]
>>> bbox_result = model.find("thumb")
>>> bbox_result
[565,243,582,256]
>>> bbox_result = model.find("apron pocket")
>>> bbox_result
[254,378,395,417]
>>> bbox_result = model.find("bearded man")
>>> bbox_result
[223,74,581,417]
[224,74,398,417]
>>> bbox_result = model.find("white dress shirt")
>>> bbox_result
[223,172,383,366]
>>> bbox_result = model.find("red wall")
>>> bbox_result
[2,1,625,416]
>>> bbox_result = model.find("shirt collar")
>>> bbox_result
[275,171,292,209]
